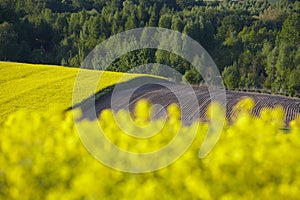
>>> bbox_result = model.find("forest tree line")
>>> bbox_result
[0,0,300,95]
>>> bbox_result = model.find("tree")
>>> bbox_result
[16,40,31,62]
[201,20,215,51]
[288,68,300,96]
[0,0,15,23]
[176,0,194,10]
[273,44,294,91]
[147,5,158,27]
[183,22,200,42]
[0,22,17,60]
[277,13,300,47]
[30,47,46,63]
[111,11,123,35]
[171,16,184,32]
[125,14,138,30]
[184,67,201,84]
[137,1,147,26]
[264,46,278,90]
[158,14,172,29]
[222,62,240,89]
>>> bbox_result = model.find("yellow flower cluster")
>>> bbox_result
[0,98,300,199]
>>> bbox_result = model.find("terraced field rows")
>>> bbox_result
[2,62,298,125]
[78,77,300,125]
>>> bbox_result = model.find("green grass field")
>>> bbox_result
[0,62,141,123]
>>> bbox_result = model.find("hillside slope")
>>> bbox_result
[0,62,140,122]
[76,78,300,125]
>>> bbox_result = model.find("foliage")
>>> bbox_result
[0,0,299,94]
[222,62,240,89]
[0,99,300,199]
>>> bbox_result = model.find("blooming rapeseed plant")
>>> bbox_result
[0,99,300,199]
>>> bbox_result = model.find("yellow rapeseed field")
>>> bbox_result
[0,62,141,123]
[0,98,300,199]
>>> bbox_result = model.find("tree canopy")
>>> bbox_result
[0,0,299,96]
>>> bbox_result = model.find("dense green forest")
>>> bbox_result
[0,0,300,95]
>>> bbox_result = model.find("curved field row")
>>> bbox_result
[78,77,300,125]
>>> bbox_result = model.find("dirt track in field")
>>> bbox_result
[76,77,300,125]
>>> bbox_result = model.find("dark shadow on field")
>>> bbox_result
[72,76,300,126]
